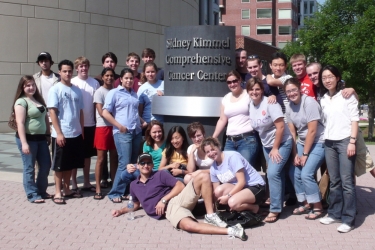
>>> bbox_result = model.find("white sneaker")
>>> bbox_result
[204,213,228,228]
[319,216,342,225]
[337,223,354,233]
[228,223,247,241]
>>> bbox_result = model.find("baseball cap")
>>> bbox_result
[137,153,153,163]
[36,52,53,63]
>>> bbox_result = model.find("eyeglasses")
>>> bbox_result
[139,161,153,166]
[226,79,239,85]
[285,88,299,95]
[248,55,260,59]
[322,75,336,82]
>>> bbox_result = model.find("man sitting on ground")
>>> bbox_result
[111,153,247,241]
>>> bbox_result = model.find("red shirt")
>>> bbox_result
[299,74,316,99]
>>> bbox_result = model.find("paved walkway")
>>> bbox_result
[0,133,375,249]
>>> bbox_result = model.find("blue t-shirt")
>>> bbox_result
[142,141,166,170]
[47,82,84,138]
[137,80,164,123]
[103,86,141,135]
[210,151,265,187]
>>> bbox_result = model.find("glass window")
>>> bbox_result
[279,26,291,35]
[264,42,272,45]
[310,1,315,14]
[278,42,288,49]
[257,25,272,35]
[258,0,271,2]
[242,9,250,19]
[278,9,292,19]
[242,26,250,36]
[242,0,250,2]
[278,0,291,2]
[257,9,272,18]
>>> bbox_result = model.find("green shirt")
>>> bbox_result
[142,141,165,170]
[15,98,46,135]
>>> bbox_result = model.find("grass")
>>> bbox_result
[360,126,375,144]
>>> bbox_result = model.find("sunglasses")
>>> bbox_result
[248,55,260,59]
[226,79,239,85]
[139,161,153,166]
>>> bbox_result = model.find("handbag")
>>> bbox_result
[216,210,263,228]
[168,163,187,179]
[319,170,330,202]
[8,98,28,131]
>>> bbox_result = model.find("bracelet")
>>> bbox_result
[350,136,356,140]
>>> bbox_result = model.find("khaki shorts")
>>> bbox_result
[165,180,200,228]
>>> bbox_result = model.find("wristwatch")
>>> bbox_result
[302,153,309,157]
[161,199,168,204]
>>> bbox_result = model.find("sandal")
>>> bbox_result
[80,186,96,192]
[292,205,311,215]
[94,193,104,200]
[305,209,325,220]
[52,197,66,205]
[32,199,45,204]
[111,197,122,203]
[64,191,83,199]
[100,180,109,189]
[121,195,130,201]
[42,193,54,199]
[264,213,280,223]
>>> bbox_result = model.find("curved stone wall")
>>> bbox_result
[0,0,199,132]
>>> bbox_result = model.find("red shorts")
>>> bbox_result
[94,126,116,150]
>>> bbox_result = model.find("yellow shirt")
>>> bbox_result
[162,149,188,165]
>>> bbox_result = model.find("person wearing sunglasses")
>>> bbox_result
[111,153,247,241]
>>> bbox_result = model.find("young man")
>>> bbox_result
[48,60,84,204]
[290,54,316,99]
[235,48,250,88]
[71,57,100,192]
[33,52,60,105]
[111,153,247,241]
[139,48,164,81]
[94,52,120,86]
[266,52,293,114]
[114,52,141,91]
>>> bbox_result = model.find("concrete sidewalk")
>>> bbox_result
[0,133,375,249]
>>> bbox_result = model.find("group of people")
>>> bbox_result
[11,47,371,241]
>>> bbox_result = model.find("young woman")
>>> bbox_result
[13,75,51,203]
[120,120,166,198]
[159,126,189,181]
[102,68,144,203]
[201,137,265,213]
[93,68,118,200]
[284,78,325,219]
[247,77,292,223]
[184,122,214,184]
[212,71,259,166]
[318,65,359,233]
[137,62,164,126]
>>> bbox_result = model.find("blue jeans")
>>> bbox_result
[224,134,258,166]
[16,137,51,202]
[263,139,292,213]
[325,138,356,226]
[289,143,325,204]
[108,131,142,200]
[120,169,140,194]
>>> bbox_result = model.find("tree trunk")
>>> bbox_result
[368,95,374,140]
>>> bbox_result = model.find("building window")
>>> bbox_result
[264,42,272,45]
[242,9,250,19]
[310,1,315,14]
[257,0,271,2]
[242,0,250,2]
[257,9,272,18]
[278,9,292,19]
[279,26,291,35]
[278,0,291,2]
[257,25,272,35]
[278,42,288,49]
[242,26,250,36]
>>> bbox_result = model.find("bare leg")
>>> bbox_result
[71,169,78,190]
[109,149,118,182]
[178,217,228,235]
[191,172,214,214]
[54,171,63,198]
[63,170,72,194]
[83,158,92,187]
[95,150,106,194]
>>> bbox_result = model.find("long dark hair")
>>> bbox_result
[165,126,189,163]
[12,75,46,111]
[145,120,165,146]
[140,62,158,84]
[319,65,342,97]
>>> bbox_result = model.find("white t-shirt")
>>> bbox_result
[40,74,55,104]
[137,80,164,123]
[222,91,253,136]
[71,76,99,127]
[187,144,213,170]
[93,86,112,127]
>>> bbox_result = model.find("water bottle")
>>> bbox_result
[127,196,135,220]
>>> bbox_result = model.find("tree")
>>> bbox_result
[282,0,375,139]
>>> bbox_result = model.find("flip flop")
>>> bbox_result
[94,193,105,200]
[111,198,122,203]
[80,186,96,192]
[52,197,66,205]
[292,206,311,215]
[121,195,130,201]
[64,191,83,199]
[42,193,54,199]
[100,180,109,189]
[305,209,325,220]
[264,213,280,223]
[32,199,45,204]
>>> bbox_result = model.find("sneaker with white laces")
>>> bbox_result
[228,223,248,241]
[319,216,342,225]
[337,223,354,233]
[204,213,228,228]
